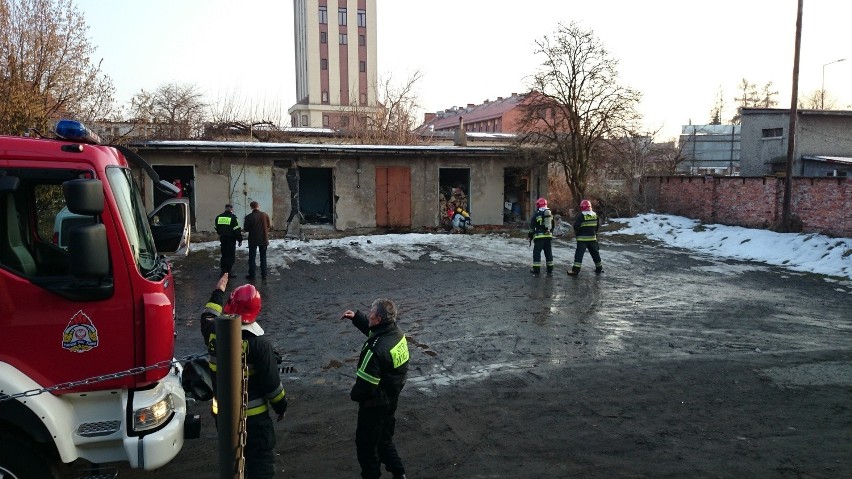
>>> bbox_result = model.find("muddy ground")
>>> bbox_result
[114,231,851,478]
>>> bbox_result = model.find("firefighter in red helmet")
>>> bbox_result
[528,198,555,275]
[200,274,288,478]
[567,199,603,276]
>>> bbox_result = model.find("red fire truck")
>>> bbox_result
[0,120,196,478]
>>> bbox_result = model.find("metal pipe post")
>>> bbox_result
[216,314,242,479]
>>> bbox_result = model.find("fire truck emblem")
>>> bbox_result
[62,310,100,353]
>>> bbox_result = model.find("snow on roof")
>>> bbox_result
[134,139,508,153]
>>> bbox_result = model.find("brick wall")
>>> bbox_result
[644,176,851,237]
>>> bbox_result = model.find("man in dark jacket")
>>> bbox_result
[342,299,410,479]
[567,199,603,276]
[243,201,271,280]
[215,204,242,277]
[200,274,288,479]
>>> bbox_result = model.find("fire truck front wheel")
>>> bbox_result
[0,431,59,479]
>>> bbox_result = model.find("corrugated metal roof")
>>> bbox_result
[802,155,852,165]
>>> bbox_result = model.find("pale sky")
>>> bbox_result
[76,0,851,141]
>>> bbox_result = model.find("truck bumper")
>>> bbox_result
[122,370,188,470]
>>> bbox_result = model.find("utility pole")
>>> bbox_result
[781,0,803,232]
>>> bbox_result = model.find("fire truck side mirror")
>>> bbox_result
[63,179,104,216]
[0,175,20,193]
[68,224,109,278]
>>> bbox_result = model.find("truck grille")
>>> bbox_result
[77,420,121,437]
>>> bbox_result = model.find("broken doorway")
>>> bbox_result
[503,167,530,223]
[438,168,470,229]
[299,167,334,225]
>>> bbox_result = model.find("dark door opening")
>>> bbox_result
[503,168,530,224]
[299,168,334,225]
[153,165,195,228]
[438,168,470,229]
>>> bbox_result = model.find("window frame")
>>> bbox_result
[761,127,783,139]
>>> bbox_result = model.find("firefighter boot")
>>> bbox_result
[595,264,603,274]
[567,267,580,276]
[530,265,540,276]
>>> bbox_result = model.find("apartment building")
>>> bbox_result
[289,0,379,129]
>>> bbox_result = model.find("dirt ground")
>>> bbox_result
[112,231,851,478]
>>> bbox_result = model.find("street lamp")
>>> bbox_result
[821,58,845,109]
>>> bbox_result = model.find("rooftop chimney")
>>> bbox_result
[454,116,468,146]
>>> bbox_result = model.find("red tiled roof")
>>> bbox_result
[420,93,528,131]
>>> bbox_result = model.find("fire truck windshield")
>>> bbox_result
[106,166,158,275]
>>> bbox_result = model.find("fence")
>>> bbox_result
[642,176,851,237]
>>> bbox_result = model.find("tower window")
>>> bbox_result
[320,31,327,44]
[319,6,327,24]
[321,58,328,70]
[338,8,347,25]
[358,34,365,46]
[322,91,329,103]
[359,61,366,72]
[339,33,347,45]
[357,9,366,27]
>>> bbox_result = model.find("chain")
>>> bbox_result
[236,349,249,476]
[0,352,209,403]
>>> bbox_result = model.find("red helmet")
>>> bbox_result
[580,199,592,211]
[223,284,262,323]
[536,198,548,208]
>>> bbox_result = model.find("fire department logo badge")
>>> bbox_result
[62,310,100,353]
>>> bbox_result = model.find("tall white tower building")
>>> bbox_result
[289,0,379,128]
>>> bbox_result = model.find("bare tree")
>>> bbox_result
[730,79,778,124]
[758,82,779,108]
[129,82,207,139]
[798,89,838,109]
[344,70,424,145]
[206,89,289,141]
[709,86,725,125]
[0,0,115,135]
[594,127,683,216]
[515,21,641,208]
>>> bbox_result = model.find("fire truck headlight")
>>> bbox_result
[133,393,175,432]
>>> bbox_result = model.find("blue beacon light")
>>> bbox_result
[55,119,103,145]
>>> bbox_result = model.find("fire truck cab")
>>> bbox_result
[0,121,195,478]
